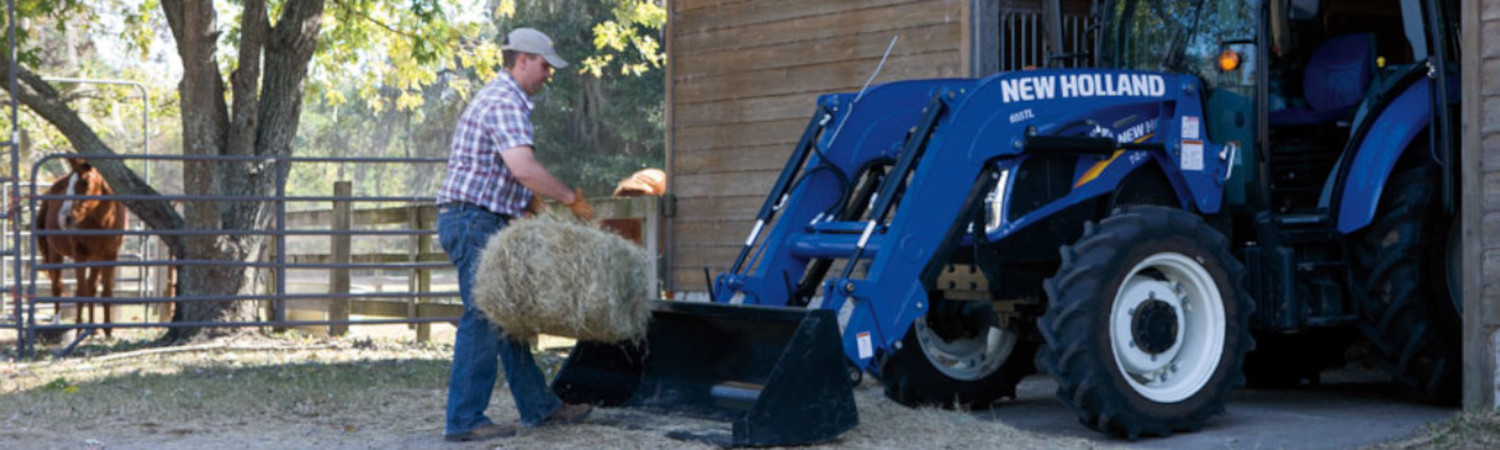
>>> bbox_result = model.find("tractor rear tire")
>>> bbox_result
[1352,165,1461,402]
[878,306,1038,409]
[1038,206,1252,438]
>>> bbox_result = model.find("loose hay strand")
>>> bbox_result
[473,214,653,343]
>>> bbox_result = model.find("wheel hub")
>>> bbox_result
[915,301,1017,382]
[1113,276,1184,376]
[1109,253,1228,403]
[927,299,991,341]
[1131,297,1179,354]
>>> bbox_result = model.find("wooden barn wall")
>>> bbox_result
[1462,0,1500,411]
[666,0,967,290]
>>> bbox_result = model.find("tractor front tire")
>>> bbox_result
[1353,165,1461,402]
[1039,206,1252,438]
[878,307,1037,410]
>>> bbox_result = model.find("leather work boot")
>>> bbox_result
[540,403,593,426]
[444,423,518,442]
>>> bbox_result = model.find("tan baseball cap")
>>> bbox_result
[501,28,569,69]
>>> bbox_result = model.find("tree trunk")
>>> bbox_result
[161,0,326,343]
[164,0,242,342]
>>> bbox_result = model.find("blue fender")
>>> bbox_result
[1335,78,1434,233]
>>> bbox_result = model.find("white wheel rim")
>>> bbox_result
[1109,252,1226,403]
[915,316,1017,382]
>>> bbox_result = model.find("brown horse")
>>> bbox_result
[37,158,127,337]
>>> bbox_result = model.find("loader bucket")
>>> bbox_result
[552,300,858,446]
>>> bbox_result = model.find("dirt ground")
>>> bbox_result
[0,327,1113,450]
[2,322,1490,450]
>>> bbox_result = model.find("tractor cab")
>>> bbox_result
[1090,0,1458,219]
[1262,0,1458,217]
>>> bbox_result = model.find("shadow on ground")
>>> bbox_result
[981,369,1457,449]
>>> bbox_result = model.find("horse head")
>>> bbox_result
[56,157,115,230]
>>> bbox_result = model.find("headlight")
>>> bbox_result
[984,167,1011,234]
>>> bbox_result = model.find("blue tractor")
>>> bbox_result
[554,0,1461,444]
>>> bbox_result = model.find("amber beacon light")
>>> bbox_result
[1217,49,1241,72]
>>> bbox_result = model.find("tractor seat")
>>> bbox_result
[1269,33,1376,127]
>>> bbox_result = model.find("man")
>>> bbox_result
[436,27,595,442]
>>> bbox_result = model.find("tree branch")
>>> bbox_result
[160,0,186,49]
[330,0,422,39]
[219,0,267,230]
[173,0,230,263]
[227,0,267,160]
[255,0,325,160]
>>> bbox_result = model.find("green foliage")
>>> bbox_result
[0,0,93,67]
[295,0,665,199]
[3,0,663,200]
[117,0,159,60]
[578,0,665,77]
[0,1,183,184]
[310,0,497,114]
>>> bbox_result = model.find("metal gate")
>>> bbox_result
[3,0,21,361]
[0,0,461,358]
[10,152,461,358]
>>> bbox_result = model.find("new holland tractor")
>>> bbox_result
[551,0,1462,445]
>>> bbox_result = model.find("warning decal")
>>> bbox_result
[857,332,874,359]
[1181,140,1204,171]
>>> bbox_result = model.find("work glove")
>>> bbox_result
[567,188,594,222]
[524,195,549,218]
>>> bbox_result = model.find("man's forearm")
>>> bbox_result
[499,145,579,204]
[514,170,577,204]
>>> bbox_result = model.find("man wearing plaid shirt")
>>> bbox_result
[437,27,595,443]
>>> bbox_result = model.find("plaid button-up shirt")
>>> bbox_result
[437,72,536,216]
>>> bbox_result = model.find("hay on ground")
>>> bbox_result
[472,214,653,343]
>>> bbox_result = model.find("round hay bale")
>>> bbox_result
[473,214,653,343]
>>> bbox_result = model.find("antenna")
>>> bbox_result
[826,35,899,146]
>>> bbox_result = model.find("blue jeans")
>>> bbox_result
[439,205,562,435]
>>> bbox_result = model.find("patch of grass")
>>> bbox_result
[1,336,458,436]
[1374,412,1500,449]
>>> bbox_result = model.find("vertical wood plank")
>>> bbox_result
[1462,0,1496,411]
[664,0,679,292]
[417,205,434,342]
[644,196,661,297]
[406,205,419,332]
[329,181,352,336]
